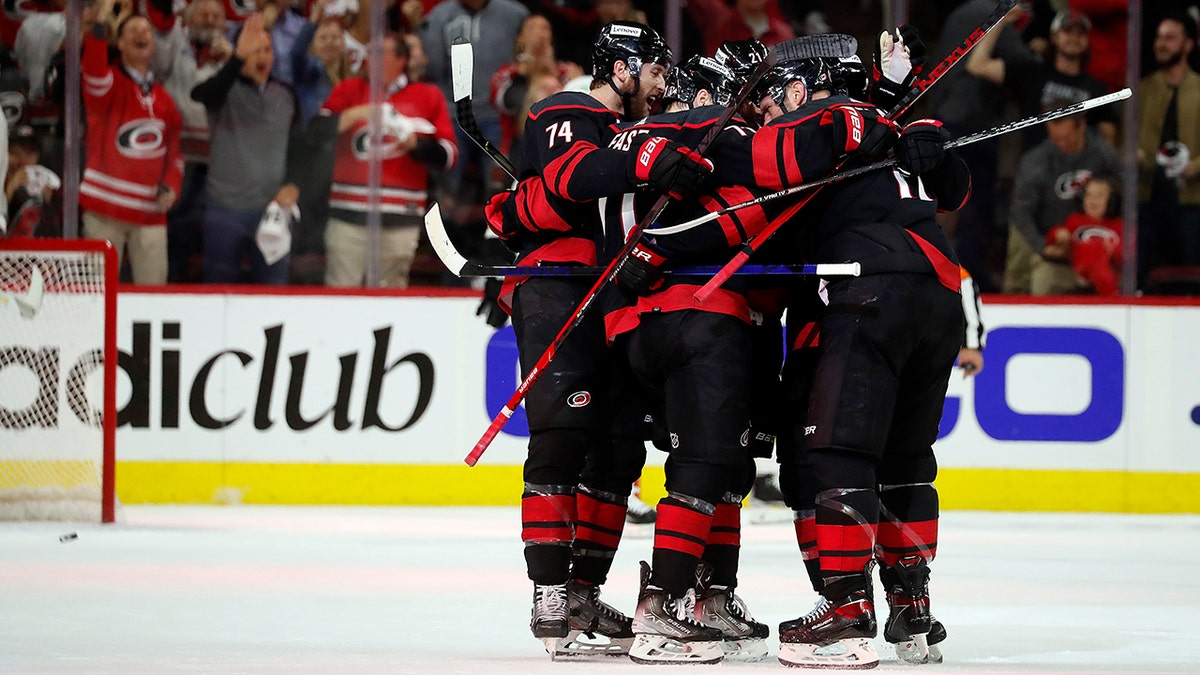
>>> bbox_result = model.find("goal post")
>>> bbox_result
[0,238,118,523]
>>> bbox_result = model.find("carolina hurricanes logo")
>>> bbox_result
[1054,169,1093,201]
[351,128,408,160]
[1076,225,1119,247]
[740,429,749,447]
[3,0,42,21]
[566,391,591,408]
[116,119,167,159]
[0,90,25,127]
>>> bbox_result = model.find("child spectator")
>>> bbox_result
[4,124,59,238]
[1044,175,1123,295]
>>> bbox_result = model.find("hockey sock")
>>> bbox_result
[877,482,938,566]
[652,493,715,596]
[793,509,822,593]
[571,485,628,585]
[522,483,577,584]
[702,499,742,588]
[815,486,879,591]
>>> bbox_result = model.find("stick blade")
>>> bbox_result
[450,39,473,102]
[423,203,469,276]
[772,33,858,62]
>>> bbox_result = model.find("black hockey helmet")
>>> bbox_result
[663,55,736,108]
[827,54,868,100]
[592,21,673,81]
[757,58,836,109]
[715,38,769,82]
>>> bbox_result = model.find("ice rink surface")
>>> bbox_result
[2,505,1199,674]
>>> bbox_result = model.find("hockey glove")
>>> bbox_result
[484,189,520,241]
[896,118,950,176]
[824,104,898,162]
[869,25,926,110]
[475,278,509,328]
[617,238,668,296]
[629,136,714,201]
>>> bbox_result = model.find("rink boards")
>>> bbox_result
[102,287,1200,513]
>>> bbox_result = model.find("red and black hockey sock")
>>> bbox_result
[815,486,879,591]
[521,483,576,585]
[651,494,715,597]
[702,500,742,588]
[793,509,823,593]
[571,485,628,585]
[877,482,938,567]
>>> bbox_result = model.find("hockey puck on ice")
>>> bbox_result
[59,532,78,543]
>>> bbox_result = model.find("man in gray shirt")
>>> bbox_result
[1003,99,1121,295]
[419,0,528,201]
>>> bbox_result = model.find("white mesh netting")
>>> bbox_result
[1,246,112,522]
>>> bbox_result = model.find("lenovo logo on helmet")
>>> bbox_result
[608,25,642,38]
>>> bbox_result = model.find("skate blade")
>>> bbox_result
[894,634,940,664]
[540,637,562,661]
[628,634,725,665]
[779,638,879,669]
[553,630,633,658]
[721,637,769,662]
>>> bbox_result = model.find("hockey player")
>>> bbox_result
[482,21,713,659]
[597,38,903,664]
[755,55,970,669]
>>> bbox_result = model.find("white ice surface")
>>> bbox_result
[2,506,1199,674]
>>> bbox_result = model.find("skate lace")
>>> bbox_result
[798,596,832,626]
[668,589,708,627]
[586,587,626,622]
[535,585,568,620]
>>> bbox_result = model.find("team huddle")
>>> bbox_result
[479,19,969,669]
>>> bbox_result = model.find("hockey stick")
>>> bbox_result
[692,0,1019,303]
[451,38,518,182]
[646,87,1131,237]
[425,203,859,277]
[464,51,780,466]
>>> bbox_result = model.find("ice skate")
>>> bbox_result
[777,586,879,669]
[626,491,657,525]
[881,556,944,664]
[550,581,634,658]
[529,583,568,658]
[694,582,769,661]
[629,562,725,665]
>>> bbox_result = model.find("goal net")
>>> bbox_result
[1,239,117,522]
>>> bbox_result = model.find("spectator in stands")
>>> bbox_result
[1137,11,1200,286]
[317,32,456,287]
[290,0,349,125]
[4,124,57,238]
[405,31,428,82]
[490,14,582,161]
[419,0,526,204]
[929,0,1037,294]
[256,0,309,86]
[152,0,232,282]
[1003,99,1120,295]
[0,44,29,132]
[80,0,183,284]
[13,0,63,106]
[1044,174,1122,295]
[686,0,794,58]
[1071,0,1126,93]
[967,6,1116,149]
[192,14,301,284]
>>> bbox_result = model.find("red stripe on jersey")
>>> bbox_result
[521,493,577,545]
[515,178,571,232]
[877,518,938,566]
[528,102,615,121]
[604,284,751,343]
[907,230,962,292]
[791,321,820,352]
[544,141,598,201]
[575,491,627,550]
[816,522,876,574]
[795,514,818,561]
[700,185,764,245]
[781,128,804,186]
[707,502,741,547]
[751,126,785,189]
[497,237,597,313]
[653,502,713,558]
